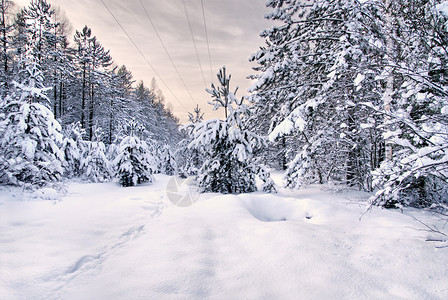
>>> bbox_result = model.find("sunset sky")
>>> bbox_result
[14,0,272,122]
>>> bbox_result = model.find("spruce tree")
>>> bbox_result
[80,127,111,182]
[0,58,64,187]
[189,66,263,194]
[370,0,448,207]
[177,105,204,177]
[61,121,85,178]
[159,145,177,176]
[114,121,155,187]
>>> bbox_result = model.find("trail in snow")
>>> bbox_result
[1,174,448,299]
[0,176,171,299]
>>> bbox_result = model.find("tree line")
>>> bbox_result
[0,0,182,187]
[248,0,448,208]
[0,0,181,144]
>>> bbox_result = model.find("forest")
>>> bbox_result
[0,0,447,207]
[1,0,448,298]
[0,0,183,188]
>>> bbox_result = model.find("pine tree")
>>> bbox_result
[177,105,204,177]
[0,0,14,97]
[189,66,263,194]
[370,0,448,207]
[73,26,112,140]
[61,121,85,178]
[0,58,64,187]
[257,165,276,193]
[159,144,177,176]
[21,1,74,122]
[103,65,134,144]
[80,127,111,182]
[133,80,157,141]
[114,121,155,187]
[250,0,385,190]
[188,104,204,124]
[21,0,57,63]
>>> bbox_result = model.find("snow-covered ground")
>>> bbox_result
[1,174,448,299]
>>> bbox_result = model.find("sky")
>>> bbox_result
[14,0,273,123]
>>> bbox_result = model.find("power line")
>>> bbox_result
[99,0,189,112]
[182,0,208,89]
[200,0,214,83]
[138,0,197,107]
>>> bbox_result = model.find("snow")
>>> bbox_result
[327,69,336,79]
[437,1,448,18]
[360,123,374,129]
[354,73,365,86]
[30,188,61,201]
[442,106,448,115]
[1,174,448,299]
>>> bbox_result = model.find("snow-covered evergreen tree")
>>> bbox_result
[177,105,204,177]
[73,25,113,140]
[21,0,73,121]
[257,165,276,193]
[61,121,85,178]
[250,0,385,190]
[80,127,111,182]
[114,121,155,187]
[370,0,448,208]
[188,104,204,124]
[159,145,177,176]
[0,0,15,97]
[0,58,64,187]
[189,66,263,194]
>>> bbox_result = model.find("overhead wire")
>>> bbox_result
[200,0,214,83]
[182,0,208,89]
[138,0,197,107]
[99,0,189,111]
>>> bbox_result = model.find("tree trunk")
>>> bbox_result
[346,107,358,186]
[88,84,94,141]
[1,0,7,74]
[383,0,394,161]
[81,62,86,129]
[53,82,57,119]
[59,81,63,117]
[109,98,113,144]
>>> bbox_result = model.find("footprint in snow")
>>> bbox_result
[68,254,103,274]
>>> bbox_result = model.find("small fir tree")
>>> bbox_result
[81,127,111,182]
[257,165,277,193]
[177,105,204,177]
[189,66,263,194]
[159,145,177,176]
[114,121,155,187]
[61,122,85,178]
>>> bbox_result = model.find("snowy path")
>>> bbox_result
[0,177,169,299]
[1,175,448,299]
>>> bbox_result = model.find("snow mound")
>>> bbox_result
[30,188,61,201]
[241,195,317,222]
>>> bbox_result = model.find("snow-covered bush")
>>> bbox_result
[257,165,276,193]
[114,122,155,187]
[80,128,111,182]
[61,122,85,178]
[159,145,177,176]
[371,101,448,208]
[176,140,201,178]
[0,60,64,187]
[176,106,204,178]
[189,66,263,194]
